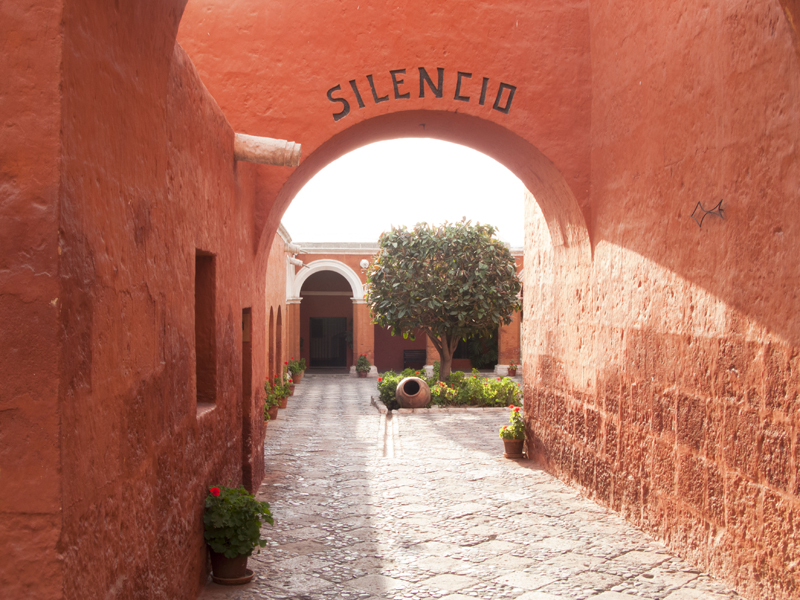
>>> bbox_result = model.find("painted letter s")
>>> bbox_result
[327,84,351,122]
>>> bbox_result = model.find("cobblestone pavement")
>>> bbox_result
[200,375,741,600]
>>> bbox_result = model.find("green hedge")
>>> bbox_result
[377,365,521,410]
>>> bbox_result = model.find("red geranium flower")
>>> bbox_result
[415,371,420,375]
[285,361,288,365]
[378,377,383,382]
[514,407,521,412]
[209,487,220,497]
[509,404,515,409]
[497,377,502,381]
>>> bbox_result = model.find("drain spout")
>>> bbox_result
[234,133,301,167]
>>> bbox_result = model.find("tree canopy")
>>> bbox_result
[365,220,522,380]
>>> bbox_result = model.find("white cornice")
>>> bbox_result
[277,222,292,244]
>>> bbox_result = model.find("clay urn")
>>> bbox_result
[396,377,431,409]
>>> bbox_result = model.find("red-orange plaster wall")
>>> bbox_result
[178,0,593,256]
[374,326,428,372]
[523,3,800,598]
[0,1,64,598]
[1,0,280,597]
[57,28,271,599]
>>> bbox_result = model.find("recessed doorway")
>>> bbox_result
[309,317,348,367]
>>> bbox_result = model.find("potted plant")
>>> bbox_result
[203,485,274,584]
[282,364,295,396]
[499,404,525,458]
[356,353,371,378]
[507,360,520,377]
[272,372,291,408]
[288,357,306,384]
[263,380,280,420]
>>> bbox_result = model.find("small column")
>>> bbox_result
[286,298,302,363]
[496,310,522,375]
[351,299,376,376]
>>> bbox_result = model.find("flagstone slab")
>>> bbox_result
[420,573,480,591]
[345,573,409,594]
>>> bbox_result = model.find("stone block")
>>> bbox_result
[724,473,760,541]
[652,391,675,436]
[723,400,759,479]
[705,462,725,525]
[676,393,705,452]
[677,452,704,511]
[604,418,619,464]
[759,420,791,492]
[651,439,676,496]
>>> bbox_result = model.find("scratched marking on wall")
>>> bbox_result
[327,67,517,122]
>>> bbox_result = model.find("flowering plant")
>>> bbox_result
[203,485,274,558]
[263,376,288,408]
[499,404,525,440]
[356,353,371,374]
[288,357,306,376]
[377,368,521,409]
[508,360,520,369]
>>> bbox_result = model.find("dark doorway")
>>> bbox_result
[309,317,348,367]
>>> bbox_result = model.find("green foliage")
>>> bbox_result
[203,486,274,558]
[464,330,498,369]
[356,353,372,373]
[263,374,287,409]
[365,220,521,380]
[499,405,525,440]
[376,368,522,410]
[288,357,306,376]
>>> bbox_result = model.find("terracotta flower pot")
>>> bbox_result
[357,370,368,378]
[396,377,431,408]
[502,438,525,459]
[278,396,288,409]
[267,406,278,421]
[288,384,295,396]
[209,551,253,584]
[293,371,303,385]
[507,368,517,377]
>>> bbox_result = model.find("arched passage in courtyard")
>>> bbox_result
[4,1,799,599]
[294,265,360,370]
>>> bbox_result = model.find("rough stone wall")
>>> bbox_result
[52,1,270,595]
[525,3,800,598]
[0,1,65,598]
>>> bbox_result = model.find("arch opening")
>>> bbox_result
[264,110,590,260]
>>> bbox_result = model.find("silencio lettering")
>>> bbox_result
[327,67,517,122]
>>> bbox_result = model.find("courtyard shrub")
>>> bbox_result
[376,367,521,410]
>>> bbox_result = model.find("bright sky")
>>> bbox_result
[281,139,526,247]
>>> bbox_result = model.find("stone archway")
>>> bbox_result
[291,259,365,301]
[291,259,374,371]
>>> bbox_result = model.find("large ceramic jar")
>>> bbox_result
[396,377,431,408]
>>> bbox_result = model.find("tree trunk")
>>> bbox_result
[439,348,454,381]
[435,332,460,381]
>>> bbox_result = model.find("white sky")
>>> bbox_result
[281,139,526,247]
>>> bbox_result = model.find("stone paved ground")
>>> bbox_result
[200,375,741,600]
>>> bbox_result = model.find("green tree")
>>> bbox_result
[365,220,522,381]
